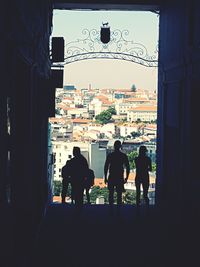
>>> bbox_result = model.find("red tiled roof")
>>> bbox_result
[124,98,149,102]
[129,106,157,112]
[144,124,157,129]
[62,107,76,111]
[49,118,66,124]
[72,118,92,124]
[63,97,73,101]
[114,89,132,92]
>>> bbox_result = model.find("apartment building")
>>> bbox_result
[127,106,157,122]
[52,141,106,180]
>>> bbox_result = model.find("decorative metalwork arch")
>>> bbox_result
[54,27,158,67]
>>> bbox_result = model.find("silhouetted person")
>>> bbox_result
[68,146,89,207]
[104,140,130,206]
[61,155,74,204]
[84,168,95,204]
[134,145,152,207]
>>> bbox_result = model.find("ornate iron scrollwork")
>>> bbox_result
[59,27,158,67]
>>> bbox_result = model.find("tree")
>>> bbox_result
[89,186,109,203]
[55,108,60,115]
[123,191,136,204]
[127,151,138,170]
[53,180,62,196]
[95,107,116,124]
[131,84,137,92]
[152,162,156,172]
[88,185,137,204]
[107,107,116,115]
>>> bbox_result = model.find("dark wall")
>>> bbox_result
[0,1,53,222]
[53,0,160,7]
[156,0,200,211]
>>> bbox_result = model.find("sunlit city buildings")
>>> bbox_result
[49,85,157,204]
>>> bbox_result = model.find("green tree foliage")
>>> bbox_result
[131,84,137,92]
[89,186,109,203]
[95,107,116,124]
[107,107,116,115]
[55,108,60,115]
[53,180,62,196]
[89,186,137,204]
[127,151,138,170]
[123,191,136,204]
[152,162,156,172]
[53,180,72,197]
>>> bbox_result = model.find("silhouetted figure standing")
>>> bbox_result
[69,146,89,207]
[134,145,152,207]
[84,168,95,204]
[104,140,130,206]
[61,155,74,204]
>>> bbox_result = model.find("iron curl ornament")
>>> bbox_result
[54,25,158,67]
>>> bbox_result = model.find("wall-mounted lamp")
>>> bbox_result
[100,22,110,44]
[51,37,64,62]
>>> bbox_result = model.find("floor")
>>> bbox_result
[33,204,199,267]
[2,203,199,267]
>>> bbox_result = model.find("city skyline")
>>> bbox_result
[52,10,159,90]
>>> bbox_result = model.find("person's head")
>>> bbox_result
[114,140,122,151]
[73,146,81,157]
[139,145,147,156]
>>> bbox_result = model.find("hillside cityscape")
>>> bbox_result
[49,84,157,205]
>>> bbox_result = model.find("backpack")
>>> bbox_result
[61,160,71,180]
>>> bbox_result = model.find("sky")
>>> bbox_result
[52,10,159,90]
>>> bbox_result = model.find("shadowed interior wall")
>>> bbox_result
[156,0,200,210]
[0,1,53,223]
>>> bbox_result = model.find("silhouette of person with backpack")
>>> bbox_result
[61,155,74,204]
[83,168,95,204]
[104,140,130,206]
[134,145,152,207]
[68,146,89,208]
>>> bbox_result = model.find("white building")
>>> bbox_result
[83,130,100,140]
[115,101,136,115]
[52,141,106,180]
[115,98,150,115]
[52,141,89,180]
[118,123,138,137]
[67,107,88,119]
[97,123,115,139]
[143,124,157,137]
[100,123,115,134]
[88,123,102,132]
[74,94,83,106]
[127,106,157,122]
[89,98,103,116]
